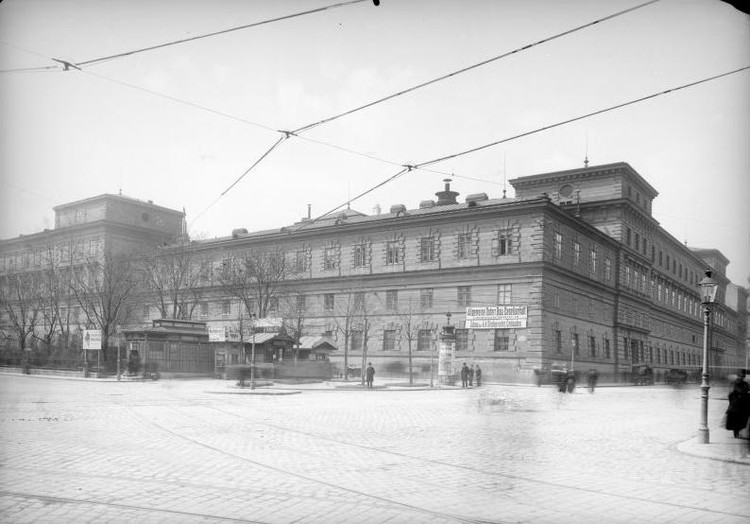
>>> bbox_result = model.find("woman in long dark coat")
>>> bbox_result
[725,377,750,438]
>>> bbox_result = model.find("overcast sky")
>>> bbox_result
[1,0,748,285]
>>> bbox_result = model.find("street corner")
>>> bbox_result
[677,434,750,465]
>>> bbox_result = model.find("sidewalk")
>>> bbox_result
[677,430,750,465]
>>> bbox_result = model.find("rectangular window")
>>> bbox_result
[296,294,306,311]
[324,247,338,270]
[420,288,433,309]
[420,237,436,262]
[351,330,363,351]
[555,330,562,354]
[497,284,511,305]
[494,329,510,351]
[604,258,612,281]
[457,286,471,307]
[573,242,581,266]
[604,338,611,359]
[353,292,365,311]
[494,232,513,256]
[572,333,580,356]
[353,244,367,267]
[589,336,596,357]
[294,250,307,273]
[589,250,597,277]
[269,296,279,313]
[554,232,563,260]
[626,227,632,246]
[143,305,151,319]
[457,232,472,259]
[634,232,640,252]
[324,293,335,311]
[385,290,398,310]
[386,241,400,265]
[455,329,469,352]
[199,302,209,318]
[382,330,396,351]
[417,329,432,351]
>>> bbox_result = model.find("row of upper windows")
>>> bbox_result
[624,227,704,287]
[0,240,102,271]
[297,231,515,272]
[552,232,613,281]
[178,285,514,320]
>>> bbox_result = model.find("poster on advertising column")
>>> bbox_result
[438,341,454,376]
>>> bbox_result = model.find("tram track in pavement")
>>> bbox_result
[107,396,505,524]
[0,489,266,523]
[147,390,748,522]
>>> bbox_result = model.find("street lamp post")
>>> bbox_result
[698,270,718,444]
[249,313,257,390]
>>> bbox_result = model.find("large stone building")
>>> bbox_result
[1,163,747,382]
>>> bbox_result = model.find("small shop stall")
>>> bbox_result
[124,319,213,378]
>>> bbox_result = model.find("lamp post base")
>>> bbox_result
[697,427,710,444]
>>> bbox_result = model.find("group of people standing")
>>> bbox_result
[460,363,482,388]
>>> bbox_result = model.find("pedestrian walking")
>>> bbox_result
[460,362,469,388]
[365,362,375,389]
[566,369,577,393]
[475,365,482,387]
[587,368,599,393]
[469,365,475,387]
[725,369,750,438]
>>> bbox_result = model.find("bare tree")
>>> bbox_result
[70,250,139,364]
[143,243,204,319]
[328,291,371,381]
[395,297,431,386]
[0,272,41,356]
[217,248,288,318]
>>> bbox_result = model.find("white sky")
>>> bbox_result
[1,0,748,285]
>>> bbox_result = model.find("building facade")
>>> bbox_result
[1,163,747,382]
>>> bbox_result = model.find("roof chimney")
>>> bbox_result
[435,178,459,206]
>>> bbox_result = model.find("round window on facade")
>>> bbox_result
[559,184,574,198]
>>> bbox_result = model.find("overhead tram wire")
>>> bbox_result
[189,0,663,222]
[290,65,750,235]
[73,0,370,68]
[414,66,750,170]
[291,0,663,135]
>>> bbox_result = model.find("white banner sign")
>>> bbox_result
[465,305,527,329]
[207,325,226,342]
[82,329,102,350]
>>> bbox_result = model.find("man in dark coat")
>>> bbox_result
[726,370,750,438]
[475,365,482,387]
[460,362,469,388]
[365,362,375,389]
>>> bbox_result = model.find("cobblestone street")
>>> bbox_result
[1,375,748,523]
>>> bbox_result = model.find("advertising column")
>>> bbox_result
[438,323,456,386]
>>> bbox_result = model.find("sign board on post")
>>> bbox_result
[82,330,102,350]
[207,325,226,342]
[465,305,528,329]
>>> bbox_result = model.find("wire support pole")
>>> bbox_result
[292,0,663,135]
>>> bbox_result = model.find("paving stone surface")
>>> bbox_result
[0,375,748,523]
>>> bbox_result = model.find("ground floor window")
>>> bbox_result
[494,329,510,351]
[455,329,469,351]
[382,330,396,351]
[417,329,432,351]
